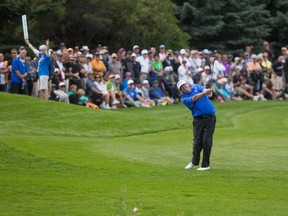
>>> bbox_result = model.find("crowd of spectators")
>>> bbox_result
[0,40,288,109]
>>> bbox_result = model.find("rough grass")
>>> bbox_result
[0,92,287,215]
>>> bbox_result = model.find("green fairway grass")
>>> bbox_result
[0,92,287,215]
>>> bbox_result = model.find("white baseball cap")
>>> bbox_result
[180,49,186,55]
[142,80,149,84]
[177,80,186,90]
[39,45,47,51]
[131,53,136,58]
[141,49,148,55]
[133,45,139,49]
[127,79,134,85]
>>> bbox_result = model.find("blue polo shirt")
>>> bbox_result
[124,87,137,101]
[11,57,28,84]
[35,51,51,76]
[181,84,216,118]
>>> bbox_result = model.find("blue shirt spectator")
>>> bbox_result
[124,86,138,101]
[11,56,28,84]
[181,84,216,118]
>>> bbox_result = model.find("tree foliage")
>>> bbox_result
[174,0,288,54]
[0,0,189,54]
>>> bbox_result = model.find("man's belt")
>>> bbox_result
[194,114,214,119]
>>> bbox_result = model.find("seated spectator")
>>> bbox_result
[105,74,122,107]
[134,80,155,107]
[121,72,133,90]
[86,72,110,109]
[76,89,89,105]
[213,78,232,102]
[68,84,78,104]
[149,80,173,105]
[51,68,60,89]
[51,82,69,103]
[123,79,150,107]
[161,66,181,102]
[94,75,114,108]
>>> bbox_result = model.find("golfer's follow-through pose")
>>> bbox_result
[177,80,216,171]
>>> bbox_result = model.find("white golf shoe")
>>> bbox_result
[185,162,194,170]
[197,167,210,171]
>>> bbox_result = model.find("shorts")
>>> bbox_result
[38,75,49,90]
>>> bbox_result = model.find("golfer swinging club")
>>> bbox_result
[177,80,216,171]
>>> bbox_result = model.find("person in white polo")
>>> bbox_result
[25,39,51,100]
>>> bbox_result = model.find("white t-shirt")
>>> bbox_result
[136,56,150,74]
[94,81,108,94]
[0,62,6,84]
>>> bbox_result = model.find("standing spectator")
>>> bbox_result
[163,49,177,70]
[222,54,231,76]
[91,52,106,77]
[247,54,262,75]
[25,39,51,100]
[200,65,212,87]
[189,50,202,77]
[230,57,242,76]
[7,49,18,92]
[136,49,150,82]
[178,60,193,85]
[133,45,140,57]
[101,49,110,71]
[108,53,123,78]
[272,56,285,91]
[11,48,28,94]
[178,49,190,65]
[262,41,274,60]
[211,54,226,81]
[150,53,163,84]
[80,46,90,56]
[25,56,37,96]
[131,53,141,82]
[84,54,93,74]
[159,44,167,62]
[123,52,134,78]
[261,52,272,79]
[0,53,8,92]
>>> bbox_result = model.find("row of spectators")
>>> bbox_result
[0,41,288,109]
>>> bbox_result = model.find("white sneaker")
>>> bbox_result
[112,100,120,105]
[100,102,106,109]
[253,95,259,101]
[185,162,194,170]
[104,104,111,109]
[197,167,210,171]
[259,94,267,101]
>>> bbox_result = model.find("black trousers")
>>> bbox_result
[192,115,216,168]
[10,83,27,95]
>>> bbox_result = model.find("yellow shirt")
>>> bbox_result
[91,59,106,77]
[261,60,272,69]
